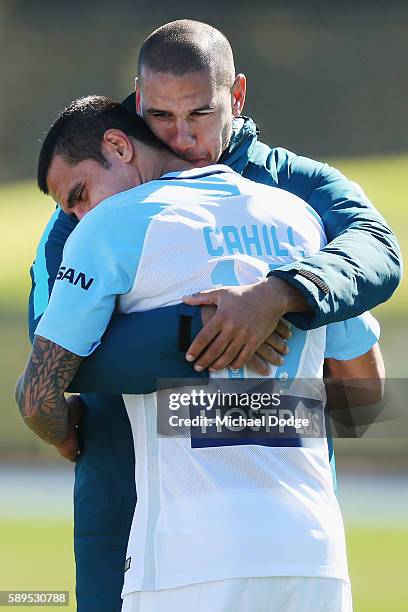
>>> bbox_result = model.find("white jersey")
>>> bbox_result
[37,165,366,593]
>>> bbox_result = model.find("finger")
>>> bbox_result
[264,333,290,357]
[186,317,222,362]
[194,330,239,372]
[56,428,80,462]
[200,305,217,327]
[248,354,271,376]
[229,337,260,370]
[207,336,246,372]
[57,443,78,463]
[183,290,221,306]
[256,342,285,366]
[275,319,292,340]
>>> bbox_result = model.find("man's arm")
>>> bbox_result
[29,211,288,393]
[15,336,83,445]
[28,208,206,392]
[324,312,384,413]
[182,150,401,371]
[325,343,385,409]
[267,149,402,328]
[324,342,385,443]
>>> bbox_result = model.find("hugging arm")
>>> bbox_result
[15,336,83,445]
[182,151,401,371]
[267,150,402,328]
[29,208,206,393]
[28,209,288,392]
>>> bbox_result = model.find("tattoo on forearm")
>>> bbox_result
[16,336,82,445]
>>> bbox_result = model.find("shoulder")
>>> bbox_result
[251,142,326,176]
[69,185,158,236]
[246,141,362,208]
[65,186,165,267]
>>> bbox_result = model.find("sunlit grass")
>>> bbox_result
[0,520,407,612]
[1,181,55,313]
[0,520,75,611]
[346,526,408,612]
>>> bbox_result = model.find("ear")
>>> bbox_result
[102,129,134,163]
[231,73,247,117]
[135,77,141,114]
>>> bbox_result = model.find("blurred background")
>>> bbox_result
[1,1,407,610]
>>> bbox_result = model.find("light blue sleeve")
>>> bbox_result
[35,202,142,356]
[324,312,380,361]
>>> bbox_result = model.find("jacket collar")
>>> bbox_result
[219,116,259,174]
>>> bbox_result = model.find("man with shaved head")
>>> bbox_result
[28,19,397,611]
[138,19,235,85]
[135,21,245,176]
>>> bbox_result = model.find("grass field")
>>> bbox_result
[0,521,75,611]
[0,520,407,611]
[347,527,408,612]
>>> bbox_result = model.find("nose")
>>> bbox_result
[172,120,196,153]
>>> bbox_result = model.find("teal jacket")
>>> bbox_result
[29,112,402,393]
[221,117,401,328]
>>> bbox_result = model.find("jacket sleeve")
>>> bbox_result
[266,148,402,329]
[29,209,205,393]
[67,306,206,395]
[29,208,78,341]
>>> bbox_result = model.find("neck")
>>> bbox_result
[132,141,194,185]
[158,150,195,177]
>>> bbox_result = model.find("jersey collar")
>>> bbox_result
[158,164,237,181]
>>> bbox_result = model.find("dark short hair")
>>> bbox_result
[37,95,166,194]
[138,20,235,88]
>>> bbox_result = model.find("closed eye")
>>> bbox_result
[149,111,171,119]
[191,110,214,116]
[67,181,85,209]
